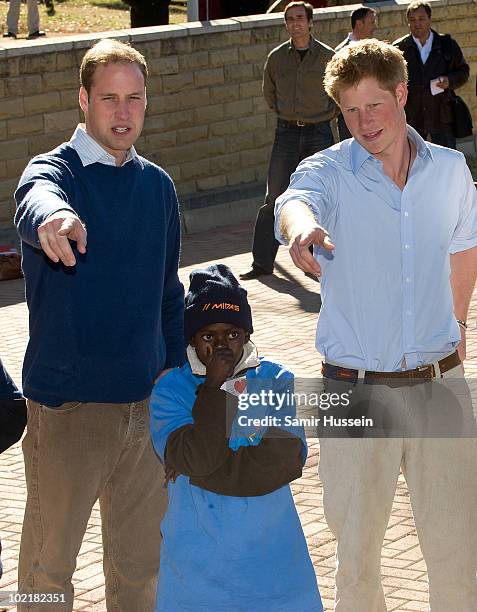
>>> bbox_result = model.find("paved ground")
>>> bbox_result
[1,221,476,611]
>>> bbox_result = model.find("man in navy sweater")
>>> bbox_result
[14,39,184,611]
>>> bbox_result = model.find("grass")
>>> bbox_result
[0,0,187,38]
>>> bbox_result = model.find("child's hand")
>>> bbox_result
[164,466,179,487]
[204,346,235,389]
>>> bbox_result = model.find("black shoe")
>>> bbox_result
[27,30,46,39]
[3,31,17,38]
[239,266,272,280]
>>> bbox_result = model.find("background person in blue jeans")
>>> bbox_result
[240,1,337,280]
[150,264,323,611]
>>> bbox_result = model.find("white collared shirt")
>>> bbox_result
[412,30,434,64]
[69,124,137,167]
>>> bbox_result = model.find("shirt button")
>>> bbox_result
[406,277,411,283]
[405,244,410,250]
[406,310,412,315]
[404,212,409,217]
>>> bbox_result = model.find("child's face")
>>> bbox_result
[191,323,250,367]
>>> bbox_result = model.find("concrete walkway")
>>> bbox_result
[1,221,476,611]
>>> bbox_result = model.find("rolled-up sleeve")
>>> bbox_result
[274,154,338,245]
[449,159,477,254]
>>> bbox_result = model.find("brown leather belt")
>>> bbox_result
[322,351,461,385]
[278,118,318,128]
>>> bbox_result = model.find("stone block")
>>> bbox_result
[177,125,209,145]
[179,51,209,71]
[180,158,210,180]
[161,138,225,165]
[226,167,256,186]
[223,98,254,118]
[0,200,13,226]
[254,129,274,148]
[224,131,255,152]
[160,37,193,57]
[0,161,7,180]
[214,152,240,173]
[0,58,20,78]
[148,93,181,115]
[160,110,196,131]
[28,130,71,156]
[0,121,6,141]
[42,69,78,91]
[0,178,18,201]
[209,118,239,137]
[195,104,225,123]
[5,75,43,97]
[178,88,210,110]
[6,157,29,179]
[0,98,24,120]
[239,81,262,100]
[7,115,44,138]
[239,44,269,64]
[146,76,164,96]
[210,84,240,104]
[149,56,179,76]
[251,27,282,45]
[165,164,181,182]
[56,52,77,71]
[196,174,227,191]
[224,63,254,83]
[0,139,28,161]
[163,72,194,94]
[24,92,61,115]
[195,67,224,88]
[145,130,177,150]
[61,89,80,110]
[20,53,56,75]
[209,47,239,68]
[253,96,268,114]
[44,109,80,133]
[175,179,197,196]
[240,114,267,132]
[240,146,270,167]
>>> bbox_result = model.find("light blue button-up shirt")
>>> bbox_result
[70,124,137,167]
[275,127,477,371]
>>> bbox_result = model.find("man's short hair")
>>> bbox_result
[284,1,314,22]
[324,39,408,104]
[351,7,376,30]
[406,1,431,19]
[80,39,148,95]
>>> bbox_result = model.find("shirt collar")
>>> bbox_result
[349,124,433,174]
[412,30,433,50]
[70,124,138,167]
[287,36,318,53]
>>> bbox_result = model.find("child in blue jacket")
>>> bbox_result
[150,264,323,612]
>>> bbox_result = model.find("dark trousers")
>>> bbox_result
[130,1,170,27]
[251,119,334,272]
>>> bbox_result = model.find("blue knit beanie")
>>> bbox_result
[184,264,253,341]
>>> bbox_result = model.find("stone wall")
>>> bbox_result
[0,0,476,234]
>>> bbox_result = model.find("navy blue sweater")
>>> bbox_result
[15,144,185,406]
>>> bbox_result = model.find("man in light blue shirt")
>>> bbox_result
[275,40,477,611]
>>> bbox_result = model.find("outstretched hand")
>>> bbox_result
[289,225,335,277]
[38,211,87,266]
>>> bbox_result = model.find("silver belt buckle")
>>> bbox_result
[296,120,305,127]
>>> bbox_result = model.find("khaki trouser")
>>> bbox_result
[18,399,167,612]
[318,365,477,612]
[6,0,40,35]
